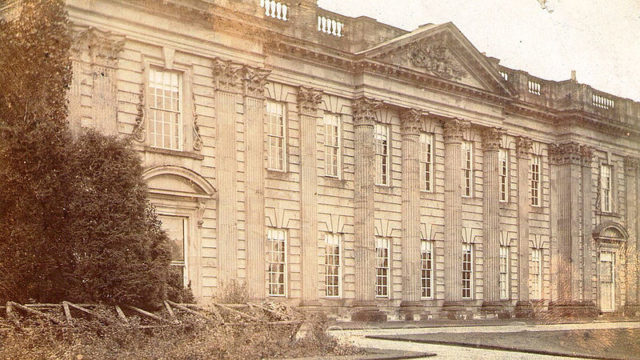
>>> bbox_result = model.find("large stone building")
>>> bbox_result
[20,0,640,319]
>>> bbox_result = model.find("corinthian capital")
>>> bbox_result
[243,66,271,98]
[481,127,505,151]
[352,97,382,126]
[213,58,243,92]
[442,118,469,142]
[400,109,423,135]
[515,136,533,158]
[580,145,593,166]
[624,156,639,171]
[548,142,581,164]
[297,86,323,116]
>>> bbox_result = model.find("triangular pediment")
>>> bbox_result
[358,23,513,96]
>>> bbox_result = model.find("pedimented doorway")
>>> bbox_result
[593,222,628,313]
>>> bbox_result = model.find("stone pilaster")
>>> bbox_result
[351,97,386,321]
[399,109,423,318]
[442,119,469,307]
[481,127,504,309]
[243,66,270,300]
[581,146,594,303]
[624,156,639,313]
[515,136,532,316]
[297,86,323,306]
[213,59,243,287]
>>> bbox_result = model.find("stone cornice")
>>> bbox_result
[515,136,533,158]
[481,127,505,151]
[352,97,383,126]
[442,118,470,142]
[399,109,423,135]
[297,86,323,116]
[243,66,271,98]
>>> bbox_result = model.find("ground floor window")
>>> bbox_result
[267,228,287,296]
[462,243,473,299]
[375,237,390,298]
[499,245,510,300]
[530,248,542,299]
[158,214,189,287]
[325,233,341,297]
[421,240,434,299]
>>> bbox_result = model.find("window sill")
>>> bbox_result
[530,205,545,214]
[596,210,621,218]
[266,169,294,181]
[143,146,204,160]
[375,184,395,194]
[321,176,348,188]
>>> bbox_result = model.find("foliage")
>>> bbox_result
[0,0,173,309]
[214,280,250,304]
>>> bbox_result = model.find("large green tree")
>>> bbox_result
[0,0,174,308]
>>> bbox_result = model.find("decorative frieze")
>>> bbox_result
[400,108,423,135]
[213,59,243,92]
[297,86,323,116]
[352,97,382,126]
[442,118,469,143]
[515,136,533,158]
[481,127,505,151]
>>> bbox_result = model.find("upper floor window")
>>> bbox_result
[420,133,434,192]
[462,243,474,299]
[267,228,287,296]
[531,155,541,206]
[149,68,182,150]
[375,237,390,298]
[601,164,613,213]
[462,141,473,197]
[158,215,189,287]
[421,239,434,299]
[266,101,286,171]
[499,148,509,202]
[499,245,509,300]
[324,113,341,178]
[324,233,341,298]
[530,248,542,300]
[375,124,391,186]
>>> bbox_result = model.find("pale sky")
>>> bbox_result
[318,0,640,102]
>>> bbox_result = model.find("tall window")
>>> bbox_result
[158,215,188,287]
[266,101,286,171]
[375,237,390,297]
[420,133,434,192]
[531,155,541,206]
[601,164,612,213]
[324,114,341,177]
[530,248,542,300]
[325,233,341,297]
[499,246,510,300]
[421,240,434,299]
[149,68,182,150]
[462,141,473,197]
[462,243,473,299]
[267,228,287,296]
[375,124,391,185]
[499,148,509,202]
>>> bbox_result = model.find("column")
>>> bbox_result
[213,59,242,286]
[581,146,594,303]
[400,109,422,313]
[297,86,323,306]
[515,136,532,314]
[243,66,270,300]
[624,156,639,312]
[442,119,468,305]
[482,127,504,308]
[351,97,385,321]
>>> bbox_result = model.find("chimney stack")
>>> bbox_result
[571,70,577,81]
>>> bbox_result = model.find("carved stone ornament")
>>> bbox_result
[243,66,271,98]
[580,145,593,166]
[481,127,505,151]
[624,156,639,171]
[352,97,383,126]
[71,26,125,67]
[192,91,203,151]
[213,58,243,92]
[442,118,469,141]
[400,108,423,134]
[409,41,466,81]
[297,86,323,116]
[515,136,533,158]
[131,77,146,143]
[548,142,581,164]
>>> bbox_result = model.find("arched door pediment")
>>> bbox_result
[593,221,628,242]
[143,166,216,199]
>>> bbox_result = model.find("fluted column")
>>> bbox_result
[213,59,243,286]
[298,86,323,305]
[352,97,381,308]
[581,146,594,303]
[516,136,532,305]
[400,109,423,307]
[443,119,468,303]
[624,157,639,308]
[482,127,504,305]
[243,66,270,299]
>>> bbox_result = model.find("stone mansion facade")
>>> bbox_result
[21,0,640,319]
